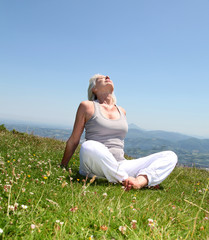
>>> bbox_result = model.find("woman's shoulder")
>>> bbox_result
[79,100,94,109]
[78,100,94,115]
[78,101,95,122]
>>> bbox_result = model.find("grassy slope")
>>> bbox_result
[0,128,208,240]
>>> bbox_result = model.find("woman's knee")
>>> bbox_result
[167,151,178,166]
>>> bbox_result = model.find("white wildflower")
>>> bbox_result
[21,205,28,210]
[9,205,15,211]
[31,224,36,229]
[119,225,126,234]
[103,192,107,197]
[148,218,157,229]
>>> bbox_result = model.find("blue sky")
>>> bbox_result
[0,0,209,138]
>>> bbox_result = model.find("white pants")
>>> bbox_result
[79,140,178,186]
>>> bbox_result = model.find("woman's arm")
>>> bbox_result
[60,102,90,167]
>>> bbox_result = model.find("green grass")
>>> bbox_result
[0,126,208,239]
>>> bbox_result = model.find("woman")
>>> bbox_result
[61,74,178,190]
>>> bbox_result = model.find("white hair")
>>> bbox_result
[88,74,117,104]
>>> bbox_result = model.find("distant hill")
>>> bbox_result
[126,128,191,142]
[3,122,209,169]
[125,125,209,154]
[4,123,73,141]
[124,126,209,169]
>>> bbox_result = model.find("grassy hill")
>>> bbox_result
[0,126,208,239]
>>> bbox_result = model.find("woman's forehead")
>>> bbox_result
[97,75,105,79]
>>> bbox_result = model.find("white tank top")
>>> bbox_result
[85,101,128,161]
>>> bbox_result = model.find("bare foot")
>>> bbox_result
[122,177,135,191]
[123,175,148,191]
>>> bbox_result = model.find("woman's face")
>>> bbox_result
[95,75,114,91]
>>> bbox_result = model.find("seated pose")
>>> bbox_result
[61,74,178,190]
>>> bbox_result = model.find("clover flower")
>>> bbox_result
[70,206,78,212]
[100,225,108,231]
[62,181,68,187]
[131,220,137,229]
[0,228,3,234]
[14,203,18,210]
[148,218,157,229]
[9,205,15,211]
[4,185,11,192]
[31,224,36,230]
[55,220,64,225]
[119,225,126,234]
[103,192,107,197]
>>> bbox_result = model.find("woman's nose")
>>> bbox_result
[106,76,110,79]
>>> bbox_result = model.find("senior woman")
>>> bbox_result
[61,74,178,190]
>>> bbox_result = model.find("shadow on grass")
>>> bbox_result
[66,168,165,190]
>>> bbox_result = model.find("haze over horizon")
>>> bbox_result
[1,1,209,138]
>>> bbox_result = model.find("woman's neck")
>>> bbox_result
[96,93,114,106]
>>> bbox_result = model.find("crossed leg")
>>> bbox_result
[120,151,178,190]
[79,141,178,191]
